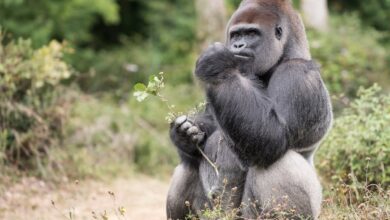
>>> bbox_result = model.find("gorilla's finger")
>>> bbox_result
[179,122,192,132]
[174,115,187,127]
[186,126,200,136]
[191,133,205,144]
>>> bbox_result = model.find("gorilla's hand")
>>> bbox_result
[170,115,206,162]
[195,42,237,83]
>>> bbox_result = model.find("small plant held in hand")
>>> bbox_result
[133,72,218,175]
[133,72,178,122]
[133,72,206,123]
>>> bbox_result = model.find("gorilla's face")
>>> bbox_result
[227,3,287,75]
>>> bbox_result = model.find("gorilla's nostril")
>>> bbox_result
[234,43,246,50]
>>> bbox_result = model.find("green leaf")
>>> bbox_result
[149,75,156,82]
[153,76,161,83]
[134,83,147,91]
[147,81,156,90]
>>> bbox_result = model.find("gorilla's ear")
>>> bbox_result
[275,26,283,40]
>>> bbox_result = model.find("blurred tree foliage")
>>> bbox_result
[70,0,196,95]
[0,0,119,47]
[76,0,196,97]
[328,0,390,35]
[0,0,196,95]
[1,0,389,97]
[308,15,388,100]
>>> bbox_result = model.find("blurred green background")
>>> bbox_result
[0,0,389,202]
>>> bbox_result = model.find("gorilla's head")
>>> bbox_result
[226,0,311,75]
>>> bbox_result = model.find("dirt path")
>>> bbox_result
[0,175,169,220]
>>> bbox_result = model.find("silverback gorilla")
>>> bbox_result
[167,0,332,219]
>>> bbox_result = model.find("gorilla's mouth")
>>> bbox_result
[234,54,251,59]
[233,51,254,60]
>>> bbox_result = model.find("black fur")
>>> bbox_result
[196,57,331,168]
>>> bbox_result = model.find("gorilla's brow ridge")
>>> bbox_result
[229,24,261,34]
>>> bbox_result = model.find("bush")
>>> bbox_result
[317,84,390,189]
[0,32,72,175]
[308,15,388,99]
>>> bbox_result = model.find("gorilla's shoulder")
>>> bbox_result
[277,58,320,73]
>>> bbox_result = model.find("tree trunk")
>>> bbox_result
[301,0,329,32]
[195,0,227,50]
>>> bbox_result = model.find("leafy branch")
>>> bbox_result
[133,72,177,122]
[133,72,219,176]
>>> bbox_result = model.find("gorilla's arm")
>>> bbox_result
[169,106,217,166]
[198,59,332,167]
[268,60,332,153]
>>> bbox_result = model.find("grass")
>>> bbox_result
[183,179,389,220]
[321,182,389,219]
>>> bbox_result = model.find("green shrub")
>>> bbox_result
[0,32,72,175]
[318,84,390,189]
[308,15,388,99]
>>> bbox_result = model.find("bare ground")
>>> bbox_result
[0,175,169,220]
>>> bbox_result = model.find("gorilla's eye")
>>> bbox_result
[247,30,260,37]
[275,26,283,40]
[230,31,240,39]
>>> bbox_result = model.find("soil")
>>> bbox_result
[0,175,169,220]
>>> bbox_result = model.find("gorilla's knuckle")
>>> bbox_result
[191,133,205,144]
[186,126,199,135]
[175,115,187,126]
[180,122,192,131]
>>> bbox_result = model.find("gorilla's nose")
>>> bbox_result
[231,42,247,53]
[233,42,246,49]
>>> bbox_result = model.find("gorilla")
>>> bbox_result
[167,0,332,219]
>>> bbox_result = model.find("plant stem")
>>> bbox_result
[197,145,219,177]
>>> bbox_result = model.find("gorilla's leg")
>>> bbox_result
[166,164,208,220]
[295,143,320,167]
[200,131,247,209]
[241,150,322,220]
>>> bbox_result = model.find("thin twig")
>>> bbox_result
[197,145,219,177]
